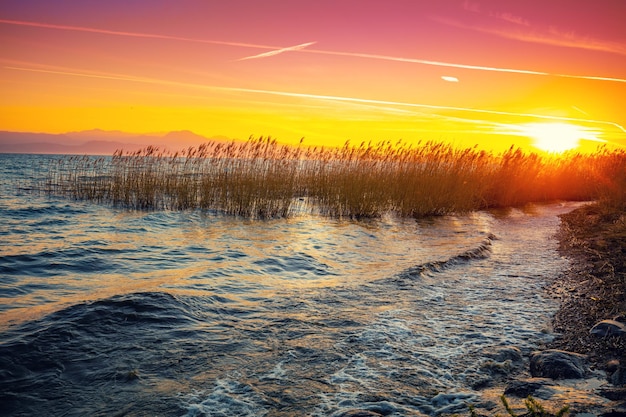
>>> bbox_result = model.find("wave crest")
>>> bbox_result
[398,233,497,279]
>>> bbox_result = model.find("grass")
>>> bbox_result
[40,137,626,219]
[463,395,569,417]
[499,395,569,417]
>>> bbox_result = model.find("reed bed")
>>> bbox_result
[40,137,626,219]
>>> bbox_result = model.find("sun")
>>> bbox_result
[519,122,594,153]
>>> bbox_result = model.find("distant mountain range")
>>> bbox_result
[0,129,234,155]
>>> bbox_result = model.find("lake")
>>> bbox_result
[0,154,578,416]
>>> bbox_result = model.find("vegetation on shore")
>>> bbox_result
[464,395,570,417]
[500,394,569,417]
[40,137,626,220]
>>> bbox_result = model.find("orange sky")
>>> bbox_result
[1,0,625,153]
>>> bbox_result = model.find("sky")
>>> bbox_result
[1,0,626,152]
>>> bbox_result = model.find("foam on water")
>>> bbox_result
[184,377,271,417]
[0,155,583,416]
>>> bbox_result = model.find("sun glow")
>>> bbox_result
[519,122,599,153]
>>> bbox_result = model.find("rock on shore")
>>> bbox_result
[530,349,589,380]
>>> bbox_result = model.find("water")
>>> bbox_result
[0,154,578,416]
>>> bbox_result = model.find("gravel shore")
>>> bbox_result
[549,202,626,379]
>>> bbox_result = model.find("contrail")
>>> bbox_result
[300,48,626,83]
[6,64,626,135]
[238,87,626,134]
[238,42,316,61]
[4,65,155,83]
[2,19,624,84]
[0,18,282,50]
[572,106,589,116]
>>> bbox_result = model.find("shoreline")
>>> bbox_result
[549,203,625,371]
[467,202,626,416]
[539,202,626,414]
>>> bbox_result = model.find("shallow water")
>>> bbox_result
[0,154,579,416]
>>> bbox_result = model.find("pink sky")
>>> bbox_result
[1,0,625,151]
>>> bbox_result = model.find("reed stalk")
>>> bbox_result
[38,137,626,219]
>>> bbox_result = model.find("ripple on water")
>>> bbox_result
[0,292,237,416]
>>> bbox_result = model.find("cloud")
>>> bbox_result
[542,25,626,55]
[490,11,529,26]
[432,7,626,56]
[495,24,626,55]
[462,0,480,13]
[237,42,316,61]
[441,76,459,82]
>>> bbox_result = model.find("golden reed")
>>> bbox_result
[42,137,626,219]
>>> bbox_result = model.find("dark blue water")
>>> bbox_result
[0,154,578,416]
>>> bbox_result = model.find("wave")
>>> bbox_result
[252,252,336,276]
[0,248,116,277]
[396,233,497,280]
[0,203,89,220]
[0,292,204,416]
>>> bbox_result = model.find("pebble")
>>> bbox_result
[335,411,383,417]
[590,320,626,338]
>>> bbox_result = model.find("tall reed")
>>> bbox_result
[39,137,626,219]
